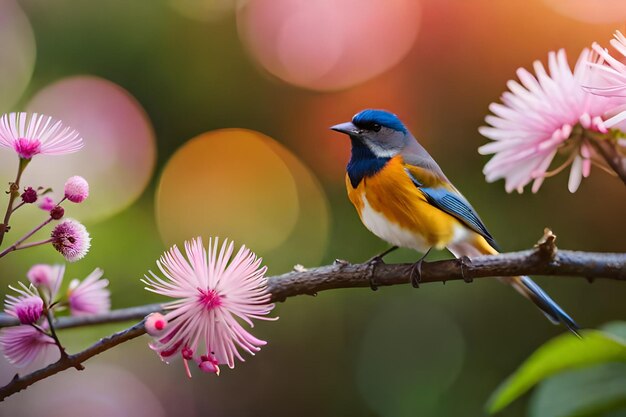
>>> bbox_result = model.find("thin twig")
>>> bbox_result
[0,321,146,400]
[0,159,29,247]
[590,138,626,185]
[0,231,625,400]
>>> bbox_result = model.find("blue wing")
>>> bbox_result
[416,183,500,251]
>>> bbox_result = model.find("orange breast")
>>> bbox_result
[346,156,463,249]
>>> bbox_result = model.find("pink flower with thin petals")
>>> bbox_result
[67,268,110,316]
[0,113,83,159]
[142,237,276,377]
[38,196,56,212]
[27,264,65,303]
[64,176,89,203]
[4,283,43,325]
[0,325,58,368]
[50,218,91,262]
[479,48,625,193]
[589,31,626,99]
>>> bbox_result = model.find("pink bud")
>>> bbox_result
[50,205,64,220]
[145,313,168,336]
[4,284,44,325]
[64,176,89,203]
[198,355,220,375]
[50,219,91,262]
[181,346,193,360]
[21,187,37,204]
[27,264,54,287]
[38,196,55,211]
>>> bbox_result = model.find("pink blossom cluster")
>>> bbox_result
[0,111,92,262]
[0,264,110,368]
[479,31,626,193]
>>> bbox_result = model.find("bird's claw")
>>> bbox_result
[460,256,473,283]
[410,259,423,288]
[367,256,383,291]
[409,247,432,288]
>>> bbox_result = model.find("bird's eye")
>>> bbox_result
[371,123,381,132]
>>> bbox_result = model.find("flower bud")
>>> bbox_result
[50,219,91,262]
[38,196,55,211]
[64,176,89,203]
[21,187,37,204]
[145,313,168,336]
[50,206,65,220]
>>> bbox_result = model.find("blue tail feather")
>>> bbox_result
[520,276,580,336]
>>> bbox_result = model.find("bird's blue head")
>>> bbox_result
[330,109,410,159]
[330,109,412,187]
[351,109,408,134]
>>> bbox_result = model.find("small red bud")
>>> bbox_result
[21,187,37,204]
[50,206,65,220]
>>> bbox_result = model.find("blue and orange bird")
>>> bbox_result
[331,109,579,334]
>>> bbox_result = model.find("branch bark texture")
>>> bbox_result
[1,233,625,400]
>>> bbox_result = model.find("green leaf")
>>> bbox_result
[529,363,626,417]
[487,330,626,414]
[602,322,626,342]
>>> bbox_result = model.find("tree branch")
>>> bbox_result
[1,229,625,400]
[0,321,146,400]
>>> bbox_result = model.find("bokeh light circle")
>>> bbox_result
[156,129,300,255]
[260,138,330,271]
[237,0,421,91]
[543,0,626,23]
[357,297,465,416]
[0,0,36,112]
[0,76,157,223]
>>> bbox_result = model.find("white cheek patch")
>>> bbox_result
[362,138,398,158]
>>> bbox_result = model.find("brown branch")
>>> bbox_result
[0,321,146,400]
[0,230,625,400]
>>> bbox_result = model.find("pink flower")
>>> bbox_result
[27,264,65,303]
[589,31,626,98]
[0,325,58,368]
[479,49,625,193]
[67,268,110,316]
[50,219,91,262]
[4,283,44,325]
[64,176,89,203]
[0,112,83,159]
[142,237,275,377]
[38,196,56,212]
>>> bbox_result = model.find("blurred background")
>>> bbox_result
[0,0,625,415]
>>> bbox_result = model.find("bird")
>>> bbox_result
[330,108,579,335]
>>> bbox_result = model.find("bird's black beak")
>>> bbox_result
[330,122,359,136]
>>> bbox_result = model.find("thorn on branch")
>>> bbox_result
[333,259,349,267]
[293,264,307,273]
[535,228,558,259]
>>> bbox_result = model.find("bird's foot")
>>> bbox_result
[460,256,473,283]
[366,246,398,264]
[365,246,398,291]
[409,248,432,288]
[410,259,423,288]
[366,256,383,291]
